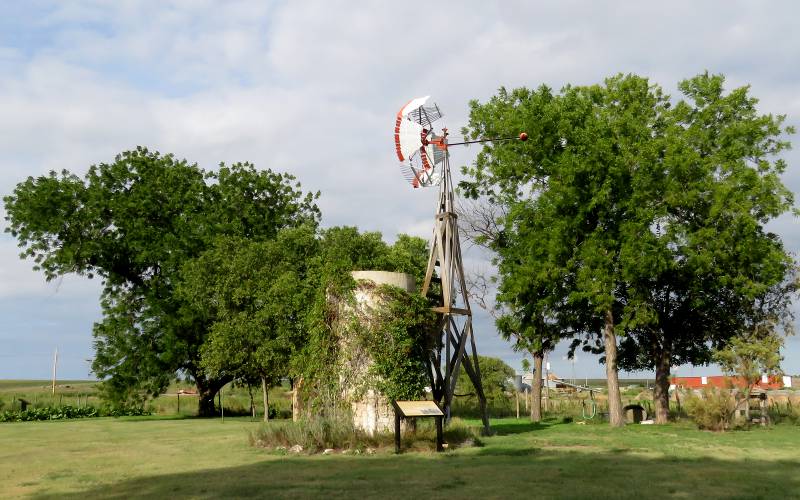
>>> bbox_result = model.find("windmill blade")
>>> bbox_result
[395,117,423,162]
[409,102,443,129]
[393,95,444,188]
[400,146,440,188]
[395,96,430,162]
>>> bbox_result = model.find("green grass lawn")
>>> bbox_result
[1,416,799,499]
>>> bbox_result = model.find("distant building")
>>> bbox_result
[670,374,788,390]
[520,373,568,391]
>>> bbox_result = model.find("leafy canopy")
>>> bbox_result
[4,147,319,409]
[460,73,797,377]
[179,225,320,387]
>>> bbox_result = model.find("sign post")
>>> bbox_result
[391,400,445,453]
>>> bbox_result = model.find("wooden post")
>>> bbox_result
[221,386,224,423]
[435,415,444,452]
[394,411,401,454]
[524,388,529,411]
[51,348,58,395]
[515,390,520,419]
[177,393,181,414]
[544,357,550,412]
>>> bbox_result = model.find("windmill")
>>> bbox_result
[394,96,526,433]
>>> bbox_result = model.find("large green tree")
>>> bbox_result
[454,355,515,414]
[613,74,797,422]
[179,225,319,420]
[3,147,319,415]
[461,73,796,426]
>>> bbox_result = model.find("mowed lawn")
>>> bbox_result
[1,417,799,499]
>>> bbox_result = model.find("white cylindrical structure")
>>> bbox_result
[339,271,417,435]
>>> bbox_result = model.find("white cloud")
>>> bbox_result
[2,0,800,377]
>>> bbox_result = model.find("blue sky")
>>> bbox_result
[1,1,800,380]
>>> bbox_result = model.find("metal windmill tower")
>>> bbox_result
[394,96,526,433]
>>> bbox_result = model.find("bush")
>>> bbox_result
[0,405,97,422]
[767,400,800,425]
[685,388,735,431]
[250,416,479,454]
[101,404,150,417]
[251,416,380,453]
[0,404,150,422]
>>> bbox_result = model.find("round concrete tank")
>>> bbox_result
[350,270,415,292]
[338,270,418,435]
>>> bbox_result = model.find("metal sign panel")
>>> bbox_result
[394,400,443,417]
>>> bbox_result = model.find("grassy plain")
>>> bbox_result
[1,415,799,499]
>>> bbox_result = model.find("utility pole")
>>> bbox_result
[544,356,550,412]
[51,348,58,395]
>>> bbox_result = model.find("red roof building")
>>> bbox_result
[670,375,786,390]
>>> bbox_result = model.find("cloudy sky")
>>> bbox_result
[2,1,800,381]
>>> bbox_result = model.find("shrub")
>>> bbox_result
[100,404,150,417]
[0,405,97,422]
[0,404,149,422]
[251,415,379,453]
[685,388,735,431]
[250,416,479,453]
[767,400,800,425]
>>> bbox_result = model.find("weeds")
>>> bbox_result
[685,388,735,431]
[250,416,479,454]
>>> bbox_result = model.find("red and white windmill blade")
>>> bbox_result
[394,96,446,188]
[393,96,528,189]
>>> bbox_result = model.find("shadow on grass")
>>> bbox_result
[38,448,800,499]
[475,446,540,457]
[488,418,564,436]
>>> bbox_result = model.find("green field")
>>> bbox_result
[1,415,799,499]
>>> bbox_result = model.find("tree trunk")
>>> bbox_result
[531,352,543,422]
[604,309,625,427]
[654,345,671,424]
[292,377,302,422]
[194,373,230,417]
[248,385,255,419]
[261,376,270,422]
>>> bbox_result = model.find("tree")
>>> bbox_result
[179,225,319,420]
[461,73,797,426]
[3,147,319,415]
[612,73,797,423]
[462,78,663,426]
[314,227,429,285]
[465,269,559,422]
[714,320,787,417]
[454,355,515,412]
